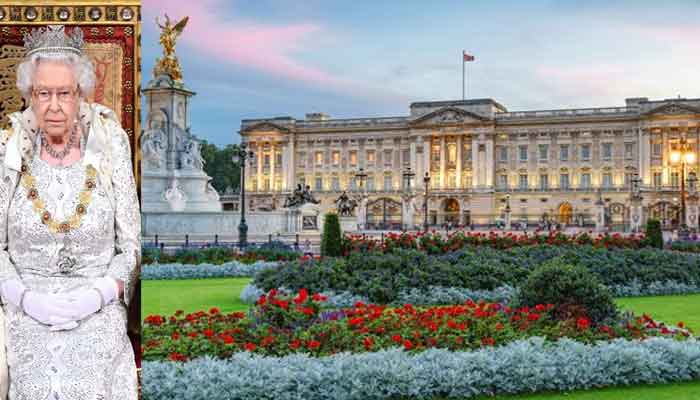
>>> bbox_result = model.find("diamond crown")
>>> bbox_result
[23,25,84,57]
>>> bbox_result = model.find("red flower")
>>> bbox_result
[187,332,199,338]
[363,337,373,350]
[678,321,685,329]
[209,307,220,315]
[576,317,590,331]
[294,288,309,304]
[348,317,365,327]
[257,295,267,306]
[495,322,504,331]
[261,336,275,346]
[244,342,257,351]
[535,304,546,312]
[307,340,321,349]
[222,335,234,344]
[312,293,328,302]
[168,352,187,362]
[392,334,402,343]
[174,310,184,316]
[403,340,413,350]
[481,337,496,346]
[203,329,214,338]
[290,339,301,349]
[171,332,180,340]
[527,313,541,322]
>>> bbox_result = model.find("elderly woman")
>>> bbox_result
[0,25,139,399]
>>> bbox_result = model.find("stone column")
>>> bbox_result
[270,143,276,191]
[595,190,606,232]
[410,138,417,179]
[485,136,494,187]
[288,136,296,190]
[439,135,446,189]
[423,136,430,187]
[662,128,669,185]
[456,135,463,189]
[257,142,263,191]
[638,127,651,186]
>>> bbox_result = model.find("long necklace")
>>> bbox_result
[20,161,97,234]
[41,128,76,160]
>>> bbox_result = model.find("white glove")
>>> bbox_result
[22,291,78,326]
[55,277,119,322]
[0,279,26,308]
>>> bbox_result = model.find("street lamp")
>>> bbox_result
[670,137,696,236]
[403,167,415,192]
[423,172,431,232]
[232,143,255,248]
[355,168,368,191]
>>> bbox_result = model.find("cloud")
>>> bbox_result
[141,0,406,104]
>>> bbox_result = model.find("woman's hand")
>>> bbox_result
[53,276,120,322]
[22,291,79,325]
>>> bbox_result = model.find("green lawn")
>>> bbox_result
[141,277,251,317]
[142,278,700,399]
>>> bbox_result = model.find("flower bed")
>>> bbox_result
[253,246,700,304]
[342,231,645,255]
[142,337,700,400]
[143,289,691,362]
[142,260,280,280]
[142,243,300,265]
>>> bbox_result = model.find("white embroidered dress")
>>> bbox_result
[0,103,140,400]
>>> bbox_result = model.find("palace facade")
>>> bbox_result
[239,96,700,230]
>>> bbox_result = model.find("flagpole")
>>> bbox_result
[462,51,465,100]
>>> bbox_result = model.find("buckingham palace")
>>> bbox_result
[238,96,700,231]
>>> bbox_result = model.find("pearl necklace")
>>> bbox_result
[41,128,76,160]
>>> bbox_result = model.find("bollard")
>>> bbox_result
[295,234,299,250]
[185,234,189,248]
[214,234,219,246]
[154,234,158,246]
[159,242,164,252]
[381,232,384,245]
[268,234,272,243]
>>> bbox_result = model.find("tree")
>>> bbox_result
[644,219,663,249]
[200,140,241,194]
[321,213,342,257]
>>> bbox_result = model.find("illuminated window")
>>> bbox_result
[332,151,340,166]
[315,152,323,166]
[297,152,306,167]
[448,144,457,164]
[349,151,357,166]
[366,150,375,164]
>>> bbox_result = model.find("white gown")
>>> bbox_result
[0,104,140,400]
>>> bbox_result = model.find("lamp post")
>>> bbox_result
[403,167,415,192]
[355,167,368,191]
[402,167,416,230]
[354,168,368,230]
[423,172,431,232]
[670,137,696,237]
[232,143,255,249]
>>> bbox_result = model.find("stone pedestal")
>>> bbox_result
[401,193,417,230]
[355,195,368,230]
[687,195,699,232]
[595,195,606,232]
[629,199,644,233]
[141,73,221,213]
[285,203,321,234]
[339,216,356,232]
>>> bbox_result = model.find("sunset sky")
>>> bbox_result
[140,0,700,146]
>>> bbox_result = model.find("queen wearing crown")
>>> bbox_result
[0,25,139,399]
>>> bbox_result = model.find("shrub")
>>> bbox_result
[514,261,617,325]
[644,219,663,249]
[141,261,280,280]
[321,213,342,257]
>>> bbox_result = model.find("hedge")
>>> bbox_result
[142,337,700,400]
[142,261,280,280]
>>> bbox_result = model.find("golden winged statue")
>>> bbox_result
[154,14,189,82]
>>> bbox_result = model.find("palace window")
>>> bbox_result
[448,174,456,189]
[275,151,282,166]
[315,152,323,166]
[274,178,282,191]
[331,176,340,191]
[447,144,457,164]
[653,172,662,187]
[432,145,440,163]
[384,149,393,167]
[264,154,270,167]
[366,150,376,164]
[332,151,340,166]
[519,174,528,189]
[560,174,570,189]
[519,145,528,162]
[539,144,549,161]
[581,144,591,161]
[366,176,375,191]
[652,143,662,158]
[349,151,357,166]
[580,173,591,188]
[315,177,323,191]
[403,149,410,165]
[297,152,306,167]
[349,177,357,191]
[464,143,472,162]
[499,146,508,162]
[263,179,270,191]
[384,175,393,190]
[602,173,613,188]
[625,143,635,159]
[498,174,508,189]
[560,144,569,161]
[539,174,549,190]
[671,172,680,188]
[602,143,613,160]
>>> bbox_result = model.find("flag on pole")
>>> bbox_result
[463,51,475,62]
